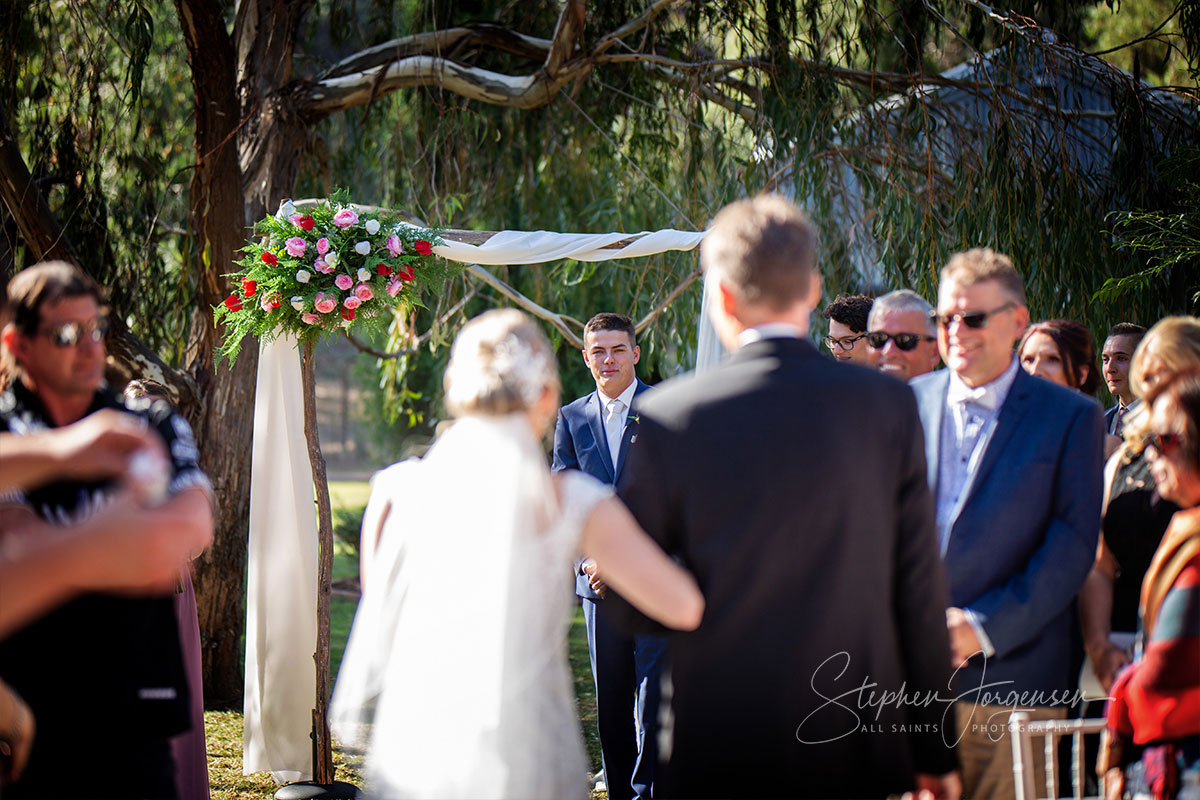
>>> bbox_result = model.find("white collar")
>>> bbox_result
[597,379,638,410]
[737,323,805,347]
[947,355,1020,412]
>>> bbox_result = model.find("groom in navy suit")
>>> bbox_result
[910,248,1105,800]
[552,312,665,800]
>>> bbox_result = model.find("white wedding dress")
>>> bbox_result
[331,414,608,799]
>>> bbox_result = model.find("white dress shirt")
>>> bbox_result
[598,380,638,472]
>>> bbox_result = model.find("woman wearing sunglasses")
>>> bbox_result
[1099,366,1200,800]
[1081,318,1200,697]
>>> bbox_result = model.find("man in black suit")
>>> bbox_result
[605,195,959,799]
[552,312,666,800]
[1101,322,1145,437]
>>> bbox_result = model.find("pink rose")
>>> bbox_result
[353,283,374,302]
[316,237,330,255]
[386,277,403,297]
[333,208,359,228]
[261,293,276,312]
[301,312,320,325]
[285,237,307,257]
[343,295,362,310]
[385,235,403,257]
[334,274,353,291]
[313,259,334,274]
[314,293,337,314]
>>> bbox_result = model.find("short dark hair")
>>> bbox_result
[584,313,636,347]
[6,261,106,335]
[1146,366,1200,470]
[1107,322,1146,342]
[1019,319,1101,396]
[701,194,817,311]
[822,294,874,334]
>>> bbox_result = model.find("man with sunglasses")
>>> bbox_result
[866,289,941,381]
[821,293,873,365]
[0,261,213,800]
[909,248,1105,800]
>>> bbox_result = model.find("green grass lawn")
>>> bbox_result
[208,480,604,797]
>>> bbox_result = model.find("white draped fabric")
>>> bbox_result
[694,267,730,372]
[244,226,705,782]
[399,225,706,265]
[244,334,319,782]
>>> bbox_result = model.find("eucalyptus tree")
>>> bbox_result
[2,0,1196,708]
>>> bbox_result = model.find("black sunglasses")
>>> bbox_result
[37,317,110,348]
[929,302,1016,330]
[1144,431,1181,454]
[866,331,936,351]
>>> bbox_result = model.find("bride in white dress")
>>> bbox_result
[331,309,704,799]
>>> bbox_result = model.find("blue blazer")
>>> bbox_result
[551,379,651,599]
[910,366,1105,696]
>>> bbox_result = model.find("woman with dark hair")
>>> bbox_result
[1020,319,1118,458]
[1099,367,1200,800]
[1019,319,1102,396]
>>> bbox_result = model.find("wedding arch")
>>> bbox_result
[241,199,708,791]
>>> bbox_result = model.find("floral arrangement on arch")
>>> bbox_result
[214,191,459,362]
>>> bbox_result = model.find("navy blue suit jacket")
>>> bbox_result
[551,379,651,599]
[910,366,1105,697]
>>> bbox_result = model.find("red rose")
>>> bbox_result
[414,240,433,256]
[376,264,390,275]
[261,252,277,266]
[242,278,257,296]
[397,266,415,282]
[340,307,356,321]
[297,215,315,231]
[224,295,242,312]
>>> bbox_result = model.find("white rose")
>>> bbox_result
[290,296,305,310]
[357,267,371,282]
[296,269,312,284]
[364,219,381,235]
[325,250,339,266]
[355,241,371,256]
[277,200,297,220]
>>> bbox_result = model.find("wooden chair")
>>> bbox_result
[1010,710,1107,800]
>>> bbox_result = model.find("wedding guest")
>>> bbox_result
[1018,319,1120,457]
[0,676,32,785]
[330,309,702,799]
[1099,368,1200,800]
[1103,323,1146,437]
[866,289,940,381]
[822,292,874,365]
[910,248,1105,800]
[125,379,210,800]
[552,312,665,800]
[606,195,959,799]
[0,261,213,800]
[1080,317,1200,693]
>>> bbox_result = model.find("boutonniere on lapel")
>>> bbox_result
[625,412,640,443]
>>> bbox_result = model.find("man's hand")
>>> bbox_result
[52,409,167,483]
[581,558,607,598]
[946,607,982,668]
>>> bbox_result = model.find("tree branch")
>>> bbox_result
[634,268,700,336]
[466,264,586,348]
[342,286,477,359]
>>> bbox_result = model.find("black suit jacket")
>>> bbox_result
[607,337,956,798]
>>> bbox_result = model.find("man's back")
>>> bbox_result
[611,336,954,798]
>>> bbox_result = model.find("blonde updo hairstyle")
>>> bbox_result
[1122,316,1200,454]
[443,309,559,418]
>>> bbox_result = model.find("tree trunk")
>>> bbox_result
[176,0,258,709]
